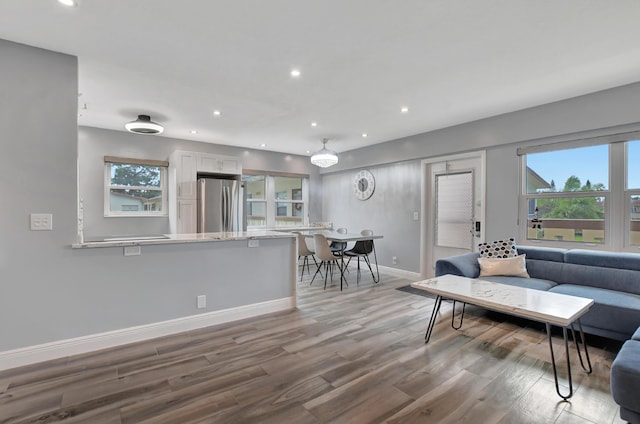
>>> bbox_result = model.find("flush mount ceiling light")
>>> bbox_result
[124,115,164,135]
[310,138,338,168]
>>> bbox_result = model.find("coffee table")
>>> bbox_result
[411,274,594,400]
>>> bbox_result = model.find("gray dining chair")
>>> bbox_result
[344,229,379,283]
[312,233,347,290]
[330,227,348,255]
[294,232,321,282]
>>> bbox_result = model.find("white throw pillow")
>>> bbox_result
[478,254,530,278]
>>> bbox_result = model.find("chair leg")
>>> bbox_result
[311,260,324,285]
[323,261,330,290]
[363,254,376,282]
[300,256,308,281]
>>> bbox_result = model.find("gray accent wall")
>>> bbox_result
[321,161,422,272]
[79,126,323,237]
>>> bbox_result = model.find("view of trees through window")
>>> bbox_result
[106,162,166,214]
[524,140,640,247]
[525,144,608,243]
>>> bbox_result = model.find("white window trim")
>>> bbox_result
[104,161,168,218]
[519,138,640,252]
[244,173,309,229]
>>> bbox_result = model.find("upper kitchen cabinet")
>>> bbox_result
[197,153,242,175]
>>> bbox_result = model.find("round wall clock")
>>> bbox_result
[353,169,375,200]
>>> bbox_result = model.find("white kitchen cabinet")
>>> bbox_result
[171,151,197,199]
[177,199,197,234]
[197,153,241,175]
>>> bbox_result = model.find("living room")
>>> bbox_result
[2,1,640,422]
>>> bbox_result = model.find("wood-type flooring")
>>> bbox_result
[0,268,627,423]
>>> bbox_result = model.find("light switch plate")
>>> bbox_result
[413,211,419,221]
[30,213,53,230]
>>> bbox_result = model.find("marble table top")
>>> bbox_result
[411,274,594,327]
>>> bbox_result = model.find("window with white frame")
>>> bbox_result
[519,135,640,250]
[243,172,308,228]
[104,156,168,217]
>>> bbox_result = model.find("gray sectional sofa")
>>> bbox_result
[435,245,640,423]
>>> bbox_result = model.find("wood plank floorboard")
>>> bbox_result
[0,267,626,423]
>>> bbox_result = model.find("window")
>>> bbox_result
[243,172,308,229]
[244,175,266,227]
[628,141,640,246]
[104,156,168,217]
[523,145,608,244]
[520,136,640,250]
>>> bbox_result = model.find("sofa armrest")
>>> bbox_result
[435,252,481,278]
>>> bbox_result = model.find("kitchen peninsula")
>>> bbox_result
[2,230,298,371]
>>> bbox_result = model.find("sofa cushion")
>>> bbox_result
[566,249,640,272]
[516,245,566,263]
[633,327,640,341]
[548,285,640,336]
[480,275,557,291]
[611,340,640,419]
[558,263,640,296]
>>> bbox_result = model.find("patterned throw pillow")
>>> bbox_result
[478,238,517,258]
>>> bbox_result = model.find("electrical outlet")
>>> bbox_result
[392,256,398,264]
[124,246,141,256]
[413,211,419,221]
[197,295,206,309]
[248,239,259,248]
[30,213,53,231]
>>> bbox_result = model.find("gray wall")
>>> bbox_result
[321,160,422,272]
[320,82,640,273]
[79,126,323,237]
[0,39,295,352]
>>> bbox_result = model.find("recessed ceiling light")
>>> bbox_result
[305,150,310,154]
[362,133,368,138]
[401,107,409,113]
[57,0,77,6]
[290,69,301,78]
[190,130,198,134]
[213,110,221,116]
[260,143,267,148]
[311,122,317,127]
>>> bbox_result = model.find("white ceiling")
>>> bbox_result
[1,1,640,156]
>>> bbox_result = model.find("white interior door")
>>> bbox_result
[423,153,485,277]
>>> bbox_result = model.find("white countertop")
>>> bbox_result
[72,230,294,249]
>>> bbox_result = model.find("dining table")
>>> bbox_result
[301,230,383,290]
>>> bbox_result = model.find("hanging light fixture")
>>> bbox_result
[310,138,338,168]
[124,115,164,135]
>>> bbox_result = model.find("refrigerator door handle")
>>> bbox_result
[222,185,228,231]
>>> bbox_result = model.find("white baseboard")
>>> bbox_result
[342,262,422,280]
[377,265,421,280]
[0,296,295,371]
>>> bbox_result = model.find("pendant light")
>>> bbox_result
[310,138,338,168]
[125,115,164,135]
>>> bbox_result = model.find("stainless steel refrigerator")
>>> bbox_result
[197,176,240,233]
